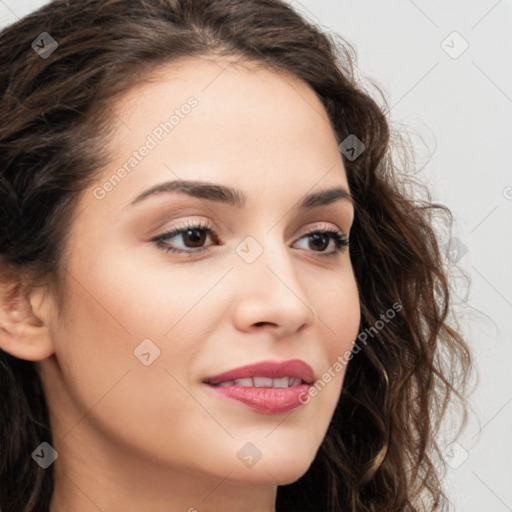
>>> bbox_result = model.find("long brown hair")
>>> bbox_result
[0,1,472,510]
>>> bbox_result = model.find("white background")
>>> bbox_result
[1,1,511,510]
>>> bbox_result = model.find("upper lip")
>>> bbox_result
[202,359,316,385]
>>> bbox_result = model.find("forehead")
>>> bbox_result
[109,55,341,154]
[87,56,350,210]
[114,55,328,117]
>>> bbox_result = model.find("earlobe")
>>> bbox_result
[0,277,55,362]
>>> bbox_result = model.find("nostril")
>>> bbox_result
[253,321,278,328]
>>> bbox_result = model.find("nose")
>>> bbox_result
[231,235,317,337]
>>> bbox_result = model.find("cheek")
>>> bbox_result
[51,252,190,424]
[311,268,361,352]
[51,268,219,465]
[61,243,220,342]
[53,241,236,411]
[296,269,360,422]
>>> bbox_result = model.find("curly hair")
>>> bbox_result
[0,0,472,510]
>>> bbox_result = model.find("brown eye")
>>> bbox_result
[293,228,349,256]
[152,221,218,254]
[307,232,330,252]
[181,228,208,248]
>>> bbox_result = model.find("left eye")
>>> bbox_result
[293,230,349,254]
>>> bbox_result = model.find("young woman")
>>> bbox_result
[0,1,472,511]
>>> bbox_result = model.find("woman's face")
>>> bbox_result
[39,56,360,491]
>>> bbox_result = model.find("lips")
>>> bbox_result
[202,359,316,414]
[202,359,316,386]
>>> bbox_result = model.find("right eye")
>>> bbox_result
[152,220,220,255]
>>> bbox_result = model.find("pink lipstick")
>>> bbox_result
[202,359,315,414]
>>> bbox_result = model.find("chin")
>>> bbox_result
[227,466,311,487]
[224,448,316,487]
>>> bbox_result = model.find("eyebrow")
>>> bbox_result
[128,179,353,211]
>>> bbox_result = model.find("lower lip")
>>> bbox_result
[204,383,312,414]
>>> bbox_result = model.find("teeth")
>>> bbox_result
[272,377,290,388]
[252,377,273,387]
[214,377,304,388]
[217,380,234,387]
[233,378,253,387]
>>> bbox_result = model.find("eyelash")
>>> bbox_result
[151,220,349,258]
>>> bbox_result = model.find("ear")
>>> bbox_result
[0,270,55,361]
